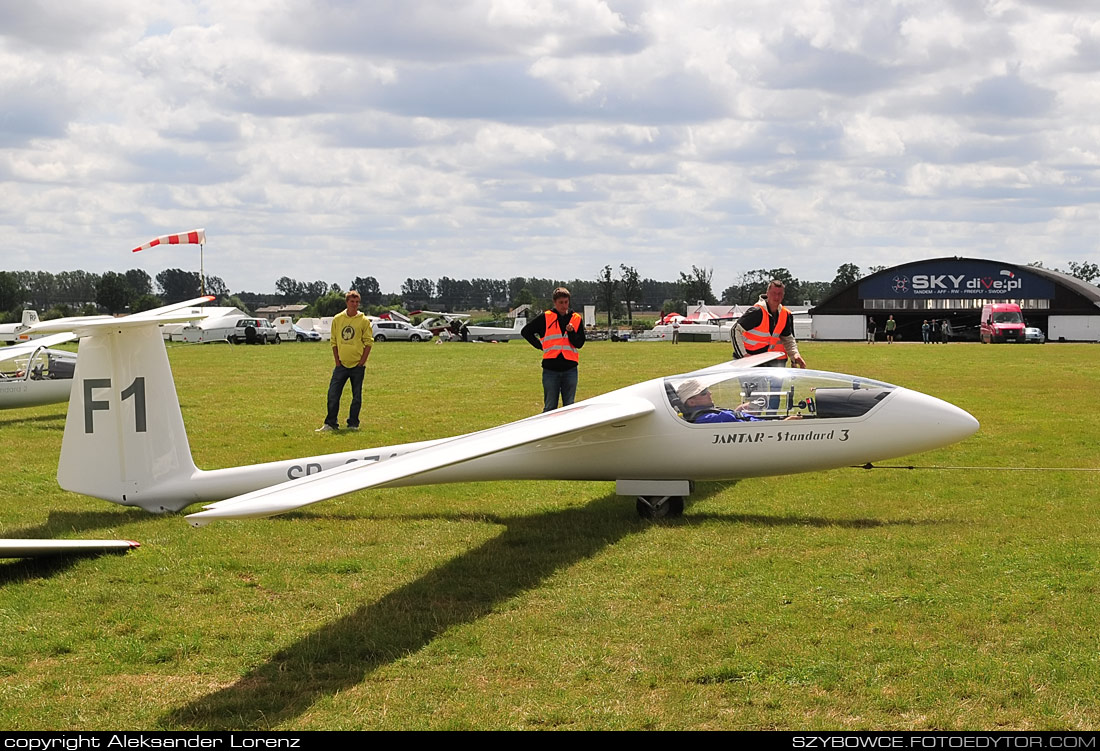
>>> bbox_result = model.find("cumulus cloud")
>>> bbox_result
[2,0,1100,293]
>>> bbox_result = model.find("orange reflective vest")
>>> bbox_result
[541,310,582,362]
[741,302,789,359]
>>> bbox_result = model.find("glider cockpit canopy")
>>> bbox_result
[663,369,896,421]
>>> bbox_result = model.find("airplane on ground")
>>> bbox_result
[40,315,979,525]
[0,299,214,411]
[409,310,471,336]
[0,309,42,344]
[0,334,79,410]
[461,317,527,342]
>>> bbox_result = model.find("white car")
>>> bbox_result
[372,320,431,342]
[1023,326,1046,344]
[190,317,280,344]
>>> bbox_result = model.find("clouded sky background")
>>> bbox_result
[2,0,1098,296]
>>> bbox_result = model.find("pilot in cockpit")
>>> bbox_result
[675,378,806,424]
[676,379,763,424]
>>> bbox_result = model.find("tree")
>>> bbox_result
[351,276,381,305]
[1066,261,1100,284]
[156,269,203,302]
[831,263,861,292]
[400,278,435,308]
[618,264,641,325]
[224,295,251,315]
[0,271,26,314]
[55,270,97,306]
[205,275,229,300]
[662,298,687,315]
[678,265,716,305]
[312,290,347,317]
[26,271,58,311]
[124,269,153,297]
[596,265,618,329]
[275,276,304,303]
[436,277,472,311]
[301,281,329,301]
[131,294,164,313]
[800,281,832,304]
[96,271,134,313]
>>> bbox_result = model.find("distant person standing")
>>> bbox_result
[885,315,897,344]
[940,319,950,344]
[732,279,806,368]
[317,290,373,432]
[922,319,931,344]
[522,287,586,412]
[867,317,877,344]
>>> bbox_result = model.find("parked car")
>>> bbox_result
[200,317,280,344]
[372,320,431,342]
[1023,326,1046,344]
[287,323,321,342]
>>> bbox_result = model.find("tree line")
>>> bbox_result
[2,260,1097,324]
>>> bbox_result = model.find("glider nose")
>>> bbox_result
[889,388,979,452]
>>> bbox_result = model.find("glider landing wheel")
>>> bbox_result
[636,495,684,520]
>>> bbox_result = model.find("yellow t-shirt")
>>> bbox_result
[331,311,374,367]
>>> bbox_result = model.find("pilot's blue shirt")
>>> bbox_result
[687,409,762,424]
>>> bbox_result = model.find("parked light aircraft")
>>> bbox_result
[0,299,215,411]
[0,335,79,410]
[40,316,979,524]
[462,317,527,342]
[0,309,41,344]
[410,310,470,336]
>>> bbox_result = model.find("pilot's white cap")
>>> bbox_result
[676,379,707,402]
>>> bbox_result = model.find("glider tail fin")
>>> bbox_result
[58,321,199,512]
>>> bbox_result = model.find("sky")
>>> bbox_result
[2,0,1099,296]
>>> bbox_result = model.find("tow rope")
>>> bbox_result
[855,463,1100,472]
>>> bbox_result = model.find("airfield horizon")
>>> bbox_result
[1,339,1098,730]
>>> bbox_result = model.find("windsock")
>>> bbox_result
[132,229,206,253]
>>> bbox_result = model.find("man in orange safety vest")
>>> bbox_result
[521,286,586,412]
[732,279,807,369]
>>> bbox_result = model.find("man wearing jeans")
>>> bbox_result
[521,287,586,412]
[317,290,373,432]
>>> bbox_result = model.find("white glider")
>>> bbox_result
[48,315,979,523]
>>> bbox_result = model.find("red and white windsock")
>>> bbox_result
[132,228,206,253]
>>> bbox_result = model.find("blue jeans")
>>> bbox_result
[542,368,578,412]
[325,364,365,428]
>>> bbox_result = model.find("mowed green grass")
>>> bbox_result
[0,338,1098,730]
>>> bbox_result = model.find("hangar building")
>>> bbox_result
[810,258,1100,342]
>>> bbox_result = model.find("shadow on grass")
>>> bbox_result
[0,412,65,429]
[162,481,931,730]
[162,490,680,730]
[0,546,135,583]
[6,508,151,539]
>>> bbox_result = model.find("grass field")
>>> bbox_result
[1,338,1098,730]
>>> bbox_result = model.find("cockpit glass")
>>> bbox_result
[665,369,896,422]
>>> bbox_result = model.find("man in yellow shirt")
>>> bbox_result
[317,290,373,432]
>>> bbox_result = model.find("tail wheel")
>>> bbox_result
[636,495,685,520]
